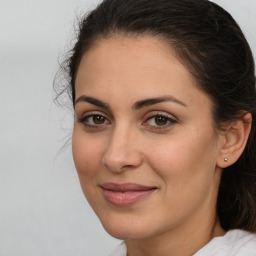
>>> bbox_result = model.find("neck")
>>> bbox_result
[126,216,225,256]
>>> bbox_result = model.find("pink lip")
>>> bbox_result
[100,183,157,207]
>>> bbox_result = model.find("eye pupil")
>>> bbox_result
[155,116,168,126]
[93,115,105,124]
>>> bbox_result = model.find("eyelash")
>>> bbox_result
[78,113,110,129]
[142,113,177,130]
[78,112,177,130]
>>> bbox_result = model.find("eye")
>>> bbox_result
[78,114,110,127]
[151,116,169,126]
[90,115,107,124]
[143,114,177,129]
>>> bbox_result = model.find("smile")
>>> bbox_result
[100,183,157,207]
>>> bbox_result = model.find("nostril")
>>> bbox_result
[121,164,137,170]
[102,150,143,173]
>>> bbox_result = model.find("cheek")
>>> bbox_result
[145,134,220,216]
[72,131,104,179]
[145,130,218,187]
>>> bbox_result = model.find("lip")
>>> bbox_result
[100,183,157,207]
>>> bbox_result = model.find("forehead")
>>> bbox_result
[75,35,211,110]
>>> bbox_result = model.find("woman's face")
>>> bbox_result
[73,35,224,240]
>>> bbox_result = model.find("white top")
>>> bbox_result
[107,229,256,256]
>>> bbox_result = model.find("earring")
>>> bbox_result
[224,158,228,162]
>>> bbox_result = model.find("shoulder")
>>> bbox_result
[194,229,256,256]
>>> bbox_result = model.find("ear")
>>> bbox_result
[216,112,252,168]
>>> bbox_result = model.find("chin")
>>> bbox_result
[103,225,148,240]
[99,213,156,240]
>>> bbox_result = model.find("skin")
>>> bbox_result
[72,35,227,256]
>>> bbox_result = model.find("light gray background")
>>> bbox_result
[0,0,255,255]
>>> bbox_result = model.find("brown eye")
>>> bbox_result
[93,115,106,124]
[79,114,110,127]
[154,116,168,126]
[143,114,177,130]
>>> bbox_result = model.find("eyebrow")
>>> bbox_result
[133,96,187,109]
[75,95,110,109]
[74,95,187,110]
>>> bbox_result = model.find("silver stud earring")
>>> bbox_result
[224,158,228,162]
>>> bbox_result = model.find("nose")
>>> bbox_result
[102,126,143,173]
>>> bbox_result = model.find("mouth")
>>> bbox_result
[100,183,158,207]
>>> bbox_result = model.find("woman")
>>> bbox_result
[59,0,256,255]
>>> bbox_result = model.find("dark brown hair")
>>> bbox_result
[59,0,256,231]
